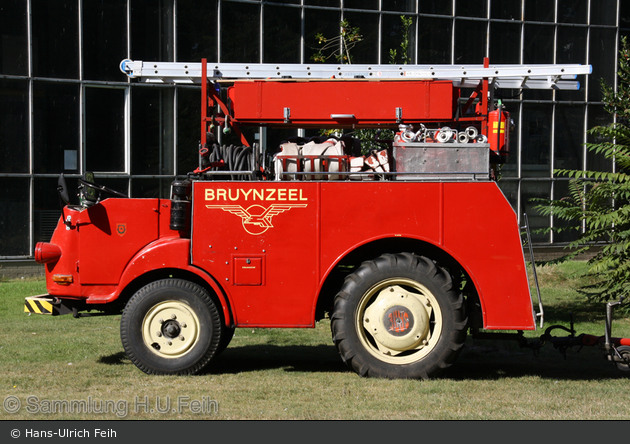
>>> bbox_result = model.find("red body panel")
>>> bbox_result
[45,199,168,298]
[191,181,534,330]
[227,80,456,126]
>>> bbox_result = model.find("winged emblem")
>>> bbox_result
[206,204,308,235]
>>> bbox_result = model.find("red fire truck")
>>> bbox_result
[27,58,629,379]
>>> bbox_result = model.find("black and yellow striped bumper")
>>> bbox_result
[24,295,73,316]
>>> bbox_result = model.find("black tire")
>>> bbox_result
[331,253,467,379]
[217,325,235,355]
[120,279,222,375]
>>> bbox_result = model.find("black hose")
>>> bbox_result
[204,143,253,180]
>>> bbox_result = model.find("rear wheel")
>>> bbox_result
[120,279,222,375]
[331,253,467,379]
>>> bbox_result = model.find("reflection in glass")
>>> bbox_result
[0,178,30,256]
[33,82,80,174]
[0,79,29,173]
[0,0,28,75]
[131,87,174,176]
[85,88,125,172]
[32,0,79,79]
[264,5,301,63]
[83,0,127,81]
[220,2,260,63]
[553,104,585,171]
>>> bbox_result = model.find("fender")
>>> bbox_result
[86,236,233,325]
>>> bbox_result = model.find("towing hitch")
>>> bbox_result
[473,297,630,372]
[532,298,630,372]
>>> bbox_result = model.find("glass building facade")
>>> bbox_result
[1,0,629,260]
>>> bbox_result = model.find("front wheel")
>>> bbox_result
[120,279,223,375]
[331,253,467,379]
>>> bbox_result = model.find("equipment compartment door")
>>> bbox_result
[191,182,319,327]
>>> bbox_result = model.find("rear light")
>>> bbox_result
[34,242,62,264]
[52,274,73,285]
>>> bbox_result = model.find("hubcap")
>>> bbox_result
[357,279,443,364]
[142,301,200,358]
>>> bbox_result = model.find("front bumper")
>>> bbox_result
[24,295,76,316]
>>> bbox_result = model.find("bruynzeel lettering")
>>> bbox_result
[205,188,308,202]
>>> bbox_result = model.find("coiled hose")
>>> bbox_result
[206,143,254,180]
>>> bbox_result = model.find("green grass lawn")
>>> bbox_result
[1,262,630,420]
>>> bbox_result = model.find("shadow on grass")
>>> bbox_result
[98,340,630,381]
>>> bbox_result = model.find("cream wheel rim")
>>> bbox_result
[356,278,443,365]
[142,301,201,358]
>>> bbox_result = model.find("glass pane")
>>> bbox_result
[263,5,301,63]
[591,0,617,25]
[132,178,171,199]
[490,0,522,20]
[382,14,415,64]
[342,12,379,64]
[417,17,452,63]
[586,105,614,172]
[85,88,125,172]
[0,0,28,75]
[83,0,127,81]
[553,104,585,171]
[382,0,416,13]
[305,0,340,6]
[522,24,554,101]
[177,87,201,175]
[588,28,617,102]
[177,0,218,62]
[418,1,452,15]
[524,24,554,64]
[131,87,174,175]
[524,0,554,22]
[220,2,260,63]
[0,79,29,173]
[521,180,551,243]
[455,0,488,18]
[454,19,486,64]
[345,0,378,9]
[132,0,174,62]
[555,26,587,101]
[490,22,521,64]
[305,9,342,63]
[498,102,520,177]
[33,82,80,174]
[558,0,587,24]
[32,0,79,79]
[521,103,552,175]
[34,178,62,244]
[0,177,30,256]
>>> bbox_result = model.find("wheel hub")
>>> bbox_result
[363,285,431,354]
[142,301,200,358]
[162,320,181,339]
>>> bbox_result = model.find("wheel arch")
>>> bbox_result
[117,267,234,327]
[110,237,234,326]
[315,236,480,324]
